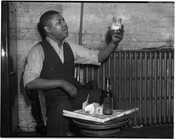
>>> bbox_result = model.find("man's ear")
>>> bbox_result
[44,26,51,34]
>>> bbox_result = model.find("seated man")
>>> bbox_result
[23,10,124,136]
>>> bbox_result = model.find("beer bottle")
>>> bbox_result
[103,77,113,115]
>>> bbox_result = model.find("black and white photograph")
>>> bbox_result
[1,1,174,138]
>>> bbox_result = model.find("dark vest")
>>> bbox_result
[39,40,81,107]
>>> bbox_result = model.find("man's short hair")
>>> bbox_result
[37,10,60,40]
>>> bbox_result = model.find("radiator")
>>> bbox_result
[75,49,174,126]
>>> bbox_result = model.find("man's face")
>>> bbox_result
[46,14,68,40]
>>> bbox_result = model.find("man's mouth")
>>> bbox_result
[63,27,68,32]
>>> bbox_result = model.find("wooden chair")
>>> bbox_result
[26,89,47,134]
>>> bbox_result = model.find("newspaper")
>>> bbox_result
[63,107,139,123]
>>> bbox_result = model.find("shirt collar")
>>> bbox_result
[46,37,65,49]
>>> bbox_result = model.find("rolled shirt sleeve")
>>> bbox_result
[23,44,44,87]
[68,42,101,65]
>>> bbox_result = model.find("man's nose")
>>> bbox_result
[62,20,67,26]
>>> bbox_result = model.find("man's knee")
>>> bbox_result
[88,88,103,104]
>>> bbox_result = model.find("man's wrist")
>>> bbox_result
[111,41,118,48]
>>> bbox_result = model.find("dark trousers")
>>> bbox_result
[46,88,102,137]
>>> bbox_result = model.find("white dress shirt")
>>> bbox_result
[23,37,102,86]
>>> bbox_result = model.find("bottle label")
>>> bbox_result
[103,97,113,115]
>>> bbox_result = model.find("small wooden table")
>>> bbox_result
[73,116,129,137]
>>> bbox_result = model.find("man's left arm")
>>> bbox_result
[70,26,124,65]
[98,27,124,63]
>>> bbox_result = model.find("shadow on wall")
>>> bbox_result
[9,56,19,107]
[20,58,31,106]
